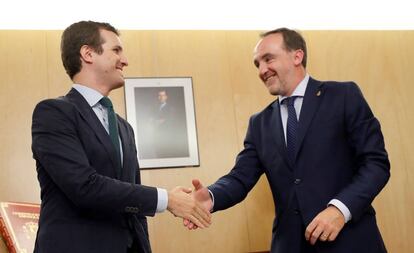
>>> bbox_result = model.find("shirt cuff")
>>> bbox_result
[156,188,168,213]
[328,199,352,223]
[208,189,215,212]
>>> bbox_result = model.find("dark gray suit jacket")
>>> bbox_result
[32,88,157,253]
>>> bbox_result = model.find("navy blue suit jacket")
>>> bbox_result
[209,78,390,253]
[32,88,157,253]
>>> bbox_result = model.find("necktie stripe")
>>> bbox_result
[283,96,299,165]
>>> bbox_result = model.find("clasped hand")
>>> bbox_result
[182,179,213,230]
[167,181,212,229]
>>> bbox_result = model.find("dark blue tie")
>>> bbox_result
[284,96,299,164]
[99,97,122,171]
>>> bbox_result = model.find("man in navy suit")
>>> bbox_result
[31,21,211,253]
[186,28,390,253]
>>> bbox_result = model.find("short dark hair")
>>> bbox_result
[261,28,307,68]
[61,21,119,79]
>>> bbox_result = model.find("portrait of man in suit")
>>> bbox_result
[185,28,390,253]
[132,87,190,160]
[151,89,189,158]
[31,20,211,253]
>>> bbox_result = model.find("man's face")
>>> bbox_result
[92,29,128,91]
[253,33,302,96]
[158,91,168,103]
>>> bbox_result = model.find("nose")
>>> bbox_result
[258,62,268,79]
[121,54,129,67]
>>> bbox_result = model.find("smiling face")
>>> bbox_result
[92,29,128,92]
[253,33,305,97]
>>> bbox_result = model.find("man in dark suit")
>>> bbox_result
[185,28,390,253]
[31,21,211,253]
[152,89,189,158]
[152,90,176,158]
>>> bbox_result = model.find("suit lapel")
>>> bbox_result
[295,78,324,161]
[65,88,120,178]
[270,100,293,169]
[118,119,135,182]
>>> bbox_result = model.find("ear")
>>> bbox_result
[79,45,94,64]
[293,49,304,67]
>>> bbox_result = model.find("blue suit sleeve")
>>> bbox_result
[334,83,390,221]
[208,116,264,211]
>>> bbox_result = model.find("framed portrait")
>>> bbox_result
[124,77,200,169]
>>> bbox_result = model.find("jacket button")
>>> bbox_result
[294,209,300,215]
[294,178,301,185]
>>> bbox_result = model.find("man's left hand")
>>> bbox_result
[305,205,345,245]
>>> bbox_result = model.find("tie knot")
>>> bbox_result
[99,96,113,108]
[282,96,299,107]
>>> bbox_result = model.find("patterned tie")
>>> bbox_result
[284,96,299,165]
[99,97,122,171]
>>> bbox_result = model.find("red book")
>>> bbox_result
[0,202,40,253]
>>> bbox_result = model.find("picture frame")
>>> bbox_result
[124,77,200,169]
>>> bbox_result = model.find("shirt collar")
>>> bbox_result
[278,73,310,105]
[72,84,104,107]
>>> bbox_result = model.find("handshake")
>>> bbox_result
[166,179,213,229]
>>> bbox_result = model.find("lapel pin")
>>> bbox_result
[316,90,321,96]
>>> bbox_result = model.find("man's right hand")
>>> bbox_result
[167,186,211,229]
[183,179,213,230]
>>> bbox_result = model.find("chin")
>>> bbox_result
[267,86,281,96]
[118,77,126,85]
[268,90,280,96]
[112,81,124,90]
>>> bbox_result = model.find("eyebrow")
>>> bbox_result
[113,45,123,51]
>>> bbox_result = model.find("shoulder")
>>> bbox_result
[316,79,370,115]
[34,96,71,111]
[308,78,362,100]
[33,96,76,115]
[317,79,360,92]
[330,82,365,103]
[249,99,277,124]
[32,95,81,128]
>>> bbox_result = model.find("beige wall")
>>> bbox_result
[0,30,413,253]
